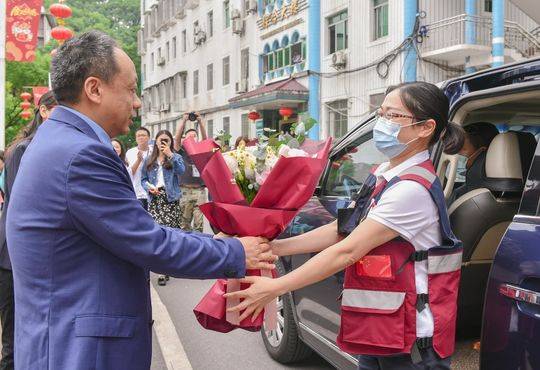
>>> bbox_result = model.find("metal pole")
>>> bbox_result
[465,0,477,73]
[307,0,320,139]
[492,0,505,67]
[0,0,6,149]
[403,0,418,82]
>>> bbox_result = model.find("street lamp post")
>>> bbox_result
[0,0,6,149]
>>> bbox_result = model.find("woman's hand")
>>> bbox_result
[161,144,173,158]
[224,276,283,322]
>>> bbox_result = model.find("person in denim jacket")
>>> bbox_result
[141,130,185,285]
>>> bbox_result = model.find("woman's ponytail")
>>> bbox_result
[441,121,465,155]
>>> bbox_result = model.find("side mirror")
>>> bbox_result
[313,186,322,197]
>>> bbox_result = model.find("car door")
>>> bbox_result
[287,117,387,345]
[480,139,540,370]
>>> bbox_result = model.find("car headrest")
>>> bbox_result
[484,132,523,192]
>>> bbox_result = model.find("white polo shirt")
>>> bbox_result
[126,146,153,199]
[366,150,441,338]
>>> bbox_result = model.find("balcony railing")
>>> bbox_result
[420,14,540,59]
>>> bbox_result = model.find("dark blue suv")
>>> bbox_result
[260,58,540,370]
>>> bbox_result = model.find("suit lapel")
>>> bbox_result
[48,106,100,142]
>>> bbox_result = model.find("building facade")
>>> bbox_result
[139,0,539,141]
[319,0,539,140]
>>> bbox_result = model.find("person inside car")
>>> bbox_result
[450,122,499,203]
[225,82,465,370]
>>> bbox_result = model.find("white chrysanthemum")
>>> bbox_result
[224,154,238,174]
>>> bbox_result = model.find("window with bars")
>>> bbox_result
[262,40,306,74]
[207,119,214,139]
[241,114,250,137]
[328,10,348,54]
[207,63,214,91]
[172,37,177,58]
[207,10,214,37]
[182,29,187,53]
[193,70,199,95]
[373,0,388,40]
[223,56,230,85]
[484,0,493,12]
[223,117,230,135]
[327,100,349,138]
[224,1,231,28]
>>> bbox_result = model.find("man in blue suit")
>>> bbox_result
[6,31,275,370]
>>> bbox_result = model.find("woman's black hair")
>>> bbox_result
[111,138,128,166]
[146,130,175,171]
[8,91,58,154]
[386,81,465,155]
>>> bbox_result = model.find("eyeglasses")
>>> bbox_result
[376,108,415,122]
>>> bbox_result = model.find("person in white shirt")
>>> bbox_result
[225,82,466,370]
[126,127,153,210]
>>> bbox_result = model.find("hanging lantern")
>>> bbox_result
[279,107,294,120]
[20,101,32,110]
[51,26,74,41]
[20,110,33,120]
[248,111,261,121]
[20,92,32,101]
[49,3,72,19]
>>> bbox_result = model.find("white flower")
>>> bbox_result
[295,121,306,136]
[287,148,309,157]
[224,154,238,174]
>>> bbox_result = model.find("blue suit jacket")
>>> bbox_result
[6,107,246,370]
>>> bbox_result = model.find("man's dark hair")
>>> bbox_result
[465,122,499,150]
[184,128,198,136]
[136,127,150,136]
[50,30,119,104]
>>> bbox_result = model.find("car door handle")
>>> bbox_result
[500,284,540,305]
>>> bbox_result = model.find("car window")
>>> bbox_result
[323,132,387,198]
[519,138,540,217]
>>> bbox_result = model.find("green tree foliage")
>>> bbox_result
[5,0,141,148]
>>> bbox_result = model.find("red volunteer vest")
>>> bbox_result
[336,160,462,359]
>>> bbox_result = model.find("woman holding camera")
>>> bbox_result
[141,130,185,285]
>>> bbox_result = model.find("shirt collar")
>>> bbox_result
[61,105,111,146]
[374,150,430,182]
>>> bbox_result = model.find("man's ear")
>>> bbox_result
[83,77,103,104]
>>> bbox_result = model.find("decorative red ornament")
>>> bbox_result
[248,111,261,121]
[20,92,32,101]
[49,3,72,19]
[20,101,32,110]
[51,26,74,41]
[20,110,32,120]
[279,107,294,120]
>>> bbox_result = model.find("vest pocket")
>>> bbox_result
[340,289,406,349]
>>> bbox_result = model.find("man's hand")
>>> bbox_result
[137,150,144,161]
[237,237,277,270]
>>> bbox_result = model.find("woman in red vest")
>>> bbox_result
[226,81,465,369]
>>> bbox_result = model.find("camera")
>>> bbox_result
[188,112,198,122]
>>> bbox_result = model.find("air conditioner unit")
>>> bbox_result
[232,19,244,35]
[235,79,248,93]
[331,51,347,69]
[157,57,166,66]
[160,103,170,112]
[248,0,258,13]
[194,29,207,45]
[231,8,241,19]
[186,0,199,9]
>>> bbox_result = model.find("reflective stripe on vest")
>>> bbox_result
[342,289,405,311]
[428,252,462,274]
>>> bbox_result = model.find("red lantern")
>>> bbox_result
[20,101,32,110]
[20,110,32,120]
[49,3,72,19]
[279,107,294,120]
[20,92,32,101]
[248,111,261,121]
[51,26,74,41]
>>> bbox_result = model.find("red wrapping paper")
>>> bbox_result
[187,137,332,333]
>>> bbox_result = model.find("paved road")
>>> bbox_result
[151,276,334,370]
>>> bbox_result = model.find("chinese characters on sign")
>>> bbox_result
[6,0,43,62]
[260,0,300,30]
